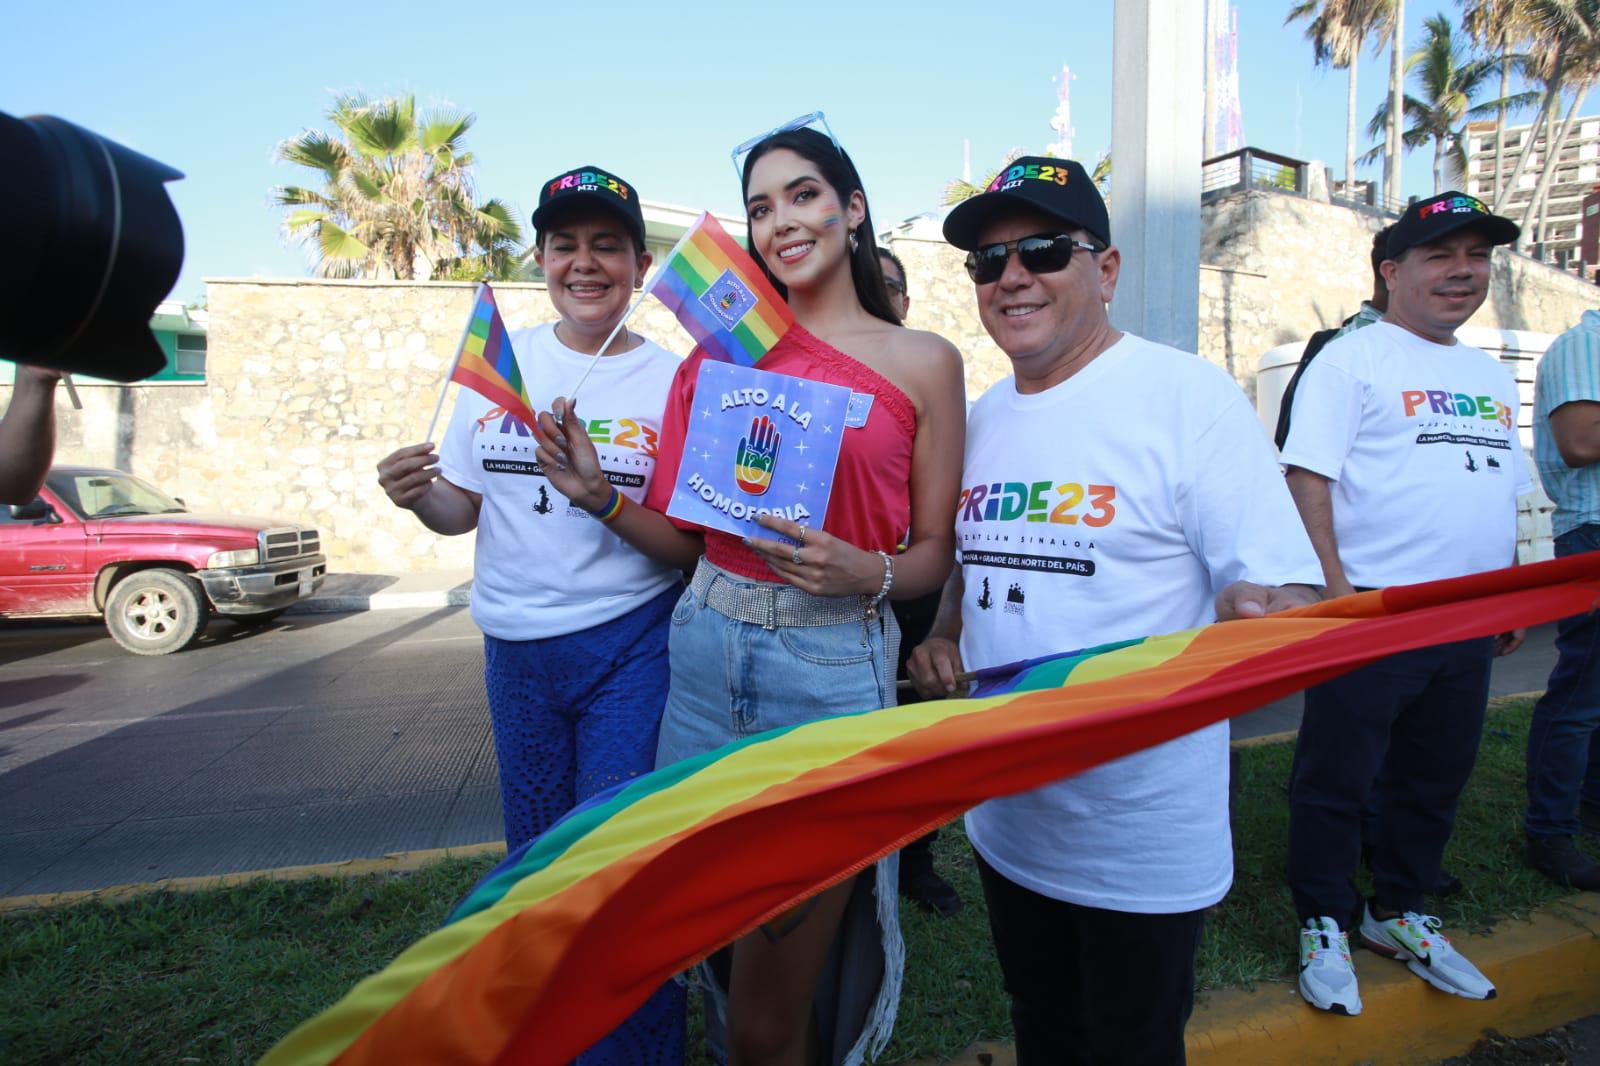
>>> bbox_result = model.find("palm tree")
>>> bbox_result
[1488,0,1599,232]
[1515,0,1600,246]
[272,94,523,280]
[1385,0,1407,204]
[1365,15,1507,192]
[1286,0,1394,189]
[1463,0,1537,205]
[1091,152,1112,195]
[942,148,1025,205]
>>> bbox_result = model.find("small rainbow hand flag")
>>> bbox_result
[450,284,536,426]
[651,213,794,366]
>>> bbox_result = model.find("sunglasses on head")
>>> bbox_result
[731,111,843,182]
[965,233,1100,285]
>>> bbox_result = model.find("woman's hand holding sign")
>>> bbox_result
[532,397,610,511]
[747,514,884,598]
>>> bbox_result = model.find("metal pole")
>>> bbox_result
[1109,0,1203,354]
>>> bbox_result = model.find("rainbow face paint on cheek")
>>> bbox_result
[821,213,841,228]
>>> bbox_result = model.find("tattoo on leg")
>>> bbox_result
[758,896,822,943]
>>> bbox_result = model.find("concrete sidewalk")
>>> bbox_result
[285,571,1564,744]
[289,569,475,614]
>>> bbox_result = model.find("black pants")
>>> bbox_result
[974,851,1205,1066]
[895,591,945,868]
[1287,637,1493,925]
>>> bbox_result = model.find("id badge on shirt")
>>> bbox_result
[845,391,875,429]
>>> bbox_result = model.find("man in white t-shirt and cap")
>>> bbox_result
[1280,191,1529,1017]
[909,156,1323,1065]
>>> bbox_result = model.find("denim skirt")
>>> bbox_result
[655,560,905,1066]
[656,561,899,766]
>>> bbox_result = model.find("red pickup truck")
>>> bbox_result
[0,466,326,655]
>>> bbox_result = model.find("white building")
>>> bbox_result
[1465,116,1600,264]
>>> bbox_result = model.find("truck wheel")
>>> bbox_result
[228,609,286,627]
[105,569,210,655]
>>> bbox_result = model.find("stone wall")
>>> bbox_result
[17,191,1594,576]
[197,280,702,572]
[1196,190,1600,393]
[1,382,215,493]
[890,190,1600,398]
[881,235,1012,400]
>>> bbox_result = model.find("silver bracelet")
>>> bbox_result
[872,550,893,600]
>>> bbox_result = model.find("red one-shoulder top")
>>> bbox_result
[644,324,917,582]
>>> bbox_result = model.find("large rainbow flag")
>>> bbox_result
[650,213,794,366]
[263,554,1600,1065]
[449,284,537,427]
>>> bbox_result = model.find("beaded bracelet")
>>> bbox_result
[872,549,893,599]
[589,487,625,524]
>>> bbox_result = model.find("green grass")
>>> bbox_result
[0,859,495,1064]
[3,699,1589,1065]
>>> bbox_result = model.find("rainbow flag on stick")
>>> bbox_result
[650,212,794,366]
[564,213,792,405]
[262,553,1600,1065]
[424,284,536,442]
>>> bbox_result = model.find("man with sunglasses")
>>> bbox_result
[909,157,1321,1064]
[878,246,910,322]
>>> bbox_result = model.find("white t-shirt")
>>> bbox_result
[1280,321,1532,587]
[959,333,1323,913]
[439,323,683,641]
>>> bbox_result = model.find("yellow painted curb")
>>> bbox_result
[1187,892,1600,1065]
[919,893,1600,1066]
[0,841,505,914]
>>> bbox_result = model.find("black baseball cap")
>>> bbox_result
[1386,191,1519,260]
[943,157,1110,251]
[531,164,646,248]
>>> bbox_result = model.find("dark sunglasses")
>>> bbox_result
[964,233,1100,284]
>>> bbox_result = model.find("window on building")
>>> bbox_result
[174,333,207,376]
[1582,163,1599,182]
[1584,120,1599,140]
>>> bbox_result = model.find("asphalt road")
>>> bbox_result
[0,607,499,895]
[0,609,1563,896]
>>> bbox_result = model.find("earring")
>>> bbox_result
[848,228,859,253]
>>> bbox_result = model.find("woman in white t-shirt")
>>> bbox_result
[376,165,686,1065]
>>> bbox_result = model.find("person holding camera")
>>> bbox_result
[0,365,65,505]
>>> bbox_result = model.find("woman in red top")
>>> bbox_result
[536,123,964,1065]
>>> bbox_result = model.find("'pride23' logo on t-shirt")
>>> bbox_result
[475,407,660,456]
[1400,389,1513,431]
[958,480,1117,527]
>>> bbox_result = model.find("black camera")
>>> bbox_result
[0,112,185,382]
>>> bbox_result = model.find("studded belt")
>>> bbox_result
[690,559,877,630]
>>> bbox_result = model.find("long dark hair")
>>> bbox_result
[739,128,899,327]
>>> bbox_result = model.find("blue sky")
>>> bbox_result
[3,1,1585,303]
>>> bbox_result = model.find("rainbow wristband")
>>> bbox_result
[590,487,625,524]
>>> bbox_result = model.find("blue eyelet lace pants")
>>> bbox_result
[482,582,684,1065]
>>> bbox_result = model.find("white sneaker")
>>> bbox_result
[1298,916,1362,1015]
[1359,905,1497,1000]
